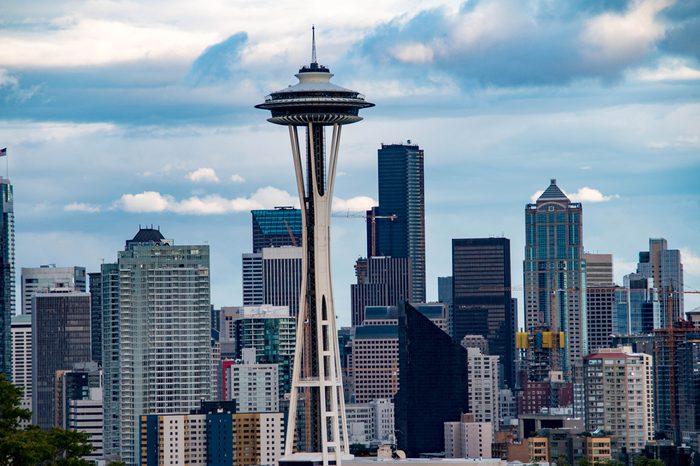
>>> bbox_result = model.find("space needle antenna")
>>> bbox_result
[311,25,317,64]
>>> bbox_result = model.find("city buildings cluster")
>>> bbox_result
[1,55,697,466]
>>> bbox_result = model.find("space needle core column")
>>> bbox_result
[256,30,374,466]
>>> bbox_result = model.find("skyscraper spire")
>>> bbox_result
[311,25,317,64]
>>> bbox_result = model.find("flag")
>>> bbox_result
[0,148,6,157]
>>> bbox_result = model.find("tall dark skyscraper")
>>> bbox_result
[32,289,91,429]
[0,177,13,379]
[451,238,515,388]
[395,302,468,457]
[251,207,302,253]
[523,179,586,381]
[373,143,426,302]
[88,272,102,365]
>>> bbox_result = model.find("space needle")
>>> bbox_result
[256,28,374,466]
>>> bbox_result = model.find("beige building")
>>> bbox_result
[583,346,654,454]
[444,413,493,459]
[584,253,613,286]
[465,348,499,430]
[233,412,285,466]
[140,409,284,466]
[585,436,612,464]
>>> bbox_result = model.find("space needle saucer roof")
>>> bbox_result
[255,32,374,126]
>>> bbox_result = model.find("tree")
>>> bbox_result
[577,458,591,466]
[0,374,94,465]
[633,457,664,466]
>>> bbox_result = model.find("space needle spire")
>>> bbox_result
[256,29,374,466]
[311,25,317,64]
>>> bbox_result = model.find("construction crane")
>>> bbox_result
[332,209,397,257]
[282,218,297,247]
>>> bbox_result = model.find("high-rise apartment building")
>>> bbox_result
[251,207,302,253]
[452,237,514,387]
[0,177,14,380]
[635,238,684,326]
[88,271,102,364]
[395,302,468,457]
[102,228,211,465]
[21,265,86,315]
[226,348,279,412]
[583,253,613,286]
[11,314,31,412]
[523,179,586,381]
[583,347,654,454]
[350,256,411,327]
[373,143,426,302]
[100,262,120,455]
[32,289,91,429]
[465,347,499,429]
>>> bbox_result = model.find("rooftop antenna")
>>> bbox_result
[311,25,317,64]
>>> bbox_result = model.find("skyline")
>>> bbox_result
[1,0,699,324]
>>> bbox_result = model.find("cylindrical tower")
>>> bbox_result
[256,31,374,466]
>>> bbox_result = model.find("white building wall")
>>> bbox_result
[228,362,279,412]
[11,314,32,413]
[467,348,499,429]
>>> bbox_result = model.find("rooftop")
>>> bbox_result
[537,179,570,202]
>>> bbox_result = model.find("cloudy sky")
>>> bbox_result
[1,0,699,324]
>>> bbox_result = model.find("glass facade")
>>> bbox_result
[31,291,91,429]
[523,180,586,381]
[0,179,13,379]
[395,302,468,457]
[451,237,515,388]
[374,144,426,302]
[251,207,302,253]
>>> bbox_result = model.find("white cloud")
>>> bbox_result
[115,186,298,215]
[0,19,218,67]
[568,187,618,203]
[681,248,700,276]
[118,191,173,213]
[188,167,220,183]
[116,189,378,215]
[64,202,100,213]
[530,187,618,203]
[230,174,245,183]
[391,43,434,64]
[332,196,377,212]
[0,69,19,88]
[581,0,672,65]
[633,58,700,82]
